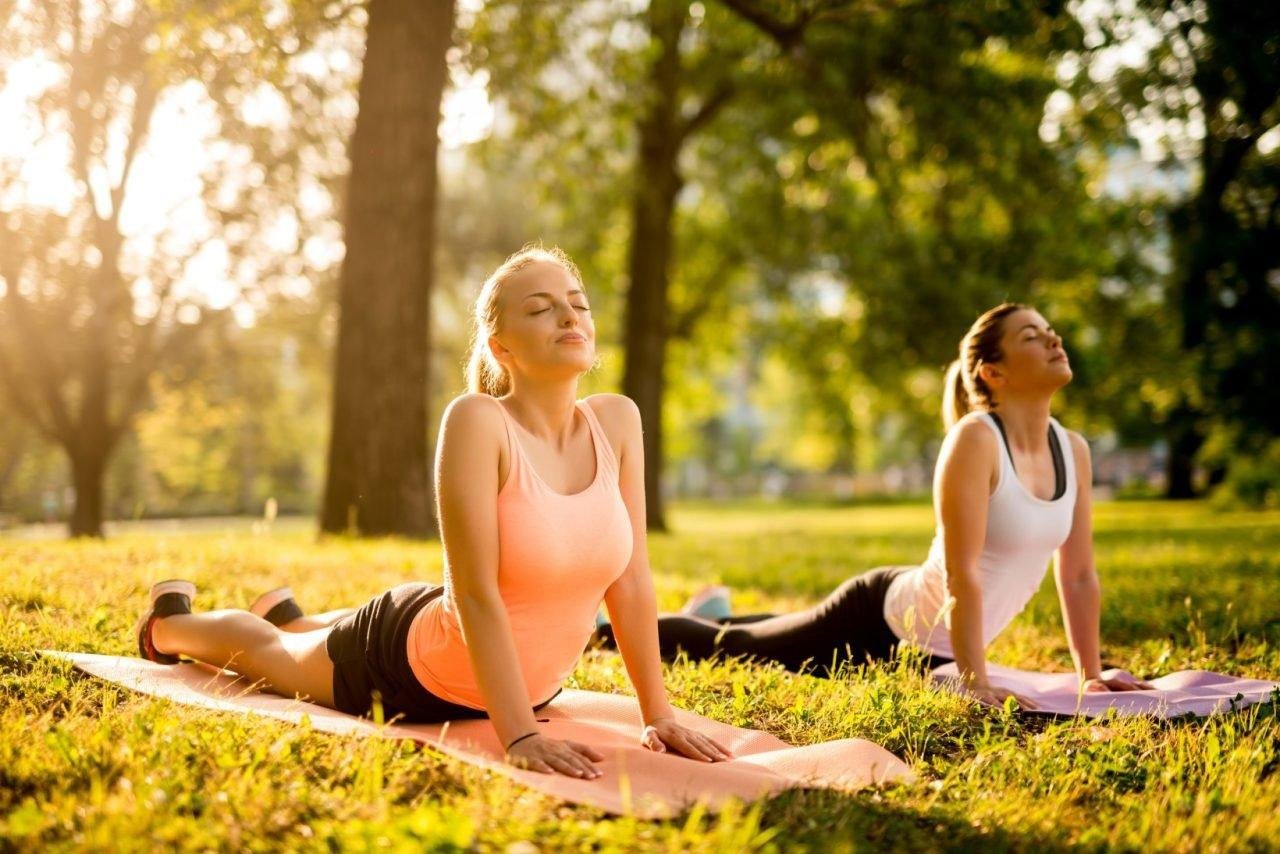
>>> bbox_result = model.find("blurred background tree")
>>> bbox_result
[319,0,455,539]
[466,0,1113,523]
[1055,0,1280,498]
[0,0,1274,535]
[0,0,356,535]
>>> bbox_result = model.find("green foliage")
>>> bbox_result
[1210,438,1280,510]
[463,0,1136,479]
[1056,1,1280,482]
[2,501,1279,849]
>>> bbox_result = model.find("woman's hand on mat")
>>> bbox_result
[967,683,1039,711]
[641,717,732,762]
[1083,672,1154,692]
[506,734,605,779]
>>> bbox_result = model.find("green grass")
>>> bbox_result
[2,500,1279,851]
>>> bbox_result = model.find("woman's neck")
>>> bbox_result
[989,393,1053,452]
[502,378,581,445]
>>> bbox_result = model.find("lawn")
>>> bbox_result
[2,501,1278,851]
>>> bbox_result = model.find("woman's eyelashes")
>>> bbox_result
[527,304,590,316]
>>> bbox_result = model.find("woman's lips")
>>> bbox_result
[556,333,587,343]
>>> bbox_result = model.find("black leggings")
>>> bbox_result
[599,566,948,676]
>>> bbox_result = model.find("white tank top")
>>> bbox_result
[882,412,1078,659]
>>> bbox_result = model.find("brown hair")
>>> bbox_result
[942,302,1028,430]
[465,244,585,396]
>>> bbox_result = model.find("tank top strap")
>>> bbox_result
[975,411,1013,492]
[1048,417,1077,494]
[491,398,530,490]
[576,399,620,478]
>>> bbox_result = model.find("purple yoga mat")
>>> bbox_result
[931,662,1279,717]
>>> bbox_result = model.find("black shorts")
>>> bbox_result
[326,583,487,723]
[326,583,561,724]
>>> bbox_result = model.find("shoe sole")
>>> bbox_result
[150,579,197,603]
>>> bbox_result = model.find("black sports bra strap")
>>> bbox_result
[987,411,1066,500]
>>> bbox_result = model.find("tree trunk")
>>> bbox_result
[320,0,454,538]
[68,445,107,538]
[69,257,117,537]
[621,0,686,532]
[1164,406,1203,500]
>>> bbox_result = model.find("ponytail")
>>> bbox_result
[942,302,1027,431]
[942,359,969,430]
[466,341,511,397]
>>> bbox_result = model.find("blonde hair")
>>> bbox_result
[942,302,1028,430]
[465,244,586,396]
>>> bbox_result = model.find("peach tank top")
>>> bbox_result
[405,399,634,710]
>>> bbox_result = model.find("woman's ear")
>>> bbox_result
[488,334,510,368]
[978,360,1004,390]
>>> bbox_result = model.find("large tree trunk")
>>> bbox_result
[1164,405,1203,500]
[320,0,454,538]
[621,0,685,532]
[68,261,116,538]
[68,445,107,538]
[1161,115,1239,500]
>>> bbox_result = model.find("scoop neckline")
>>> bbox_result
[499,400,602,498]
[986,412,1068,505]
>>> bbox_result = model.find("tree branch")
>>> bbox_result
[679,77,736,142]
[0,221,75,442]
[108,77,158,226]
[716,0,809,49]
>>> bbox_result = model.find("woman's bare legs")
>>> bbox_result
[278,608,358,632]
[151,610,336,707]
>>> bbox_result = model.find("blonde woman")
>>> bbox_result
[135,246,730,777]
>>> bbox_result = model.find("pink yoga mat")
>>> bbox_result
[45,652,911,818]
[931,662,1280,718]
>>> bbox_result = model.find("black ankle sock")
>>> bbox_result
[262,599,304,627]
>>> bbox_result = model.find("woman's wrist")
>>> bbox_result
[641,704,676,727]
[504,731,539,752]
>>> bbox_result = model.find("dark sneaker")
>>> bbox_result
[134,580,195,664]
[250,586,304,627]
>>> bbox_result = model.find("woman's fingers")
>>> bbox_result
[1099,674,1152,692]
[567,740,606,762]
[705,735,733,759]
[523,758,553,775]
[508,737,603,779]
[690,732,731,761]
[550,751,598,779]
[678,732,717,761]
[671,728,729,762]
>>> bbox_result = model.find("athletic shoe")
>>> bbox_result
[134,579,196,664]
[250,586,304,627]
[681,585,732,621]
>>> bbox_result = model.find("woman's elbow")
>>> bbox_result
[453,586,506,622]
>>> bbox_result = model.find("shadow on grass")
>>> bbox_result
[752,786,1069,853]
